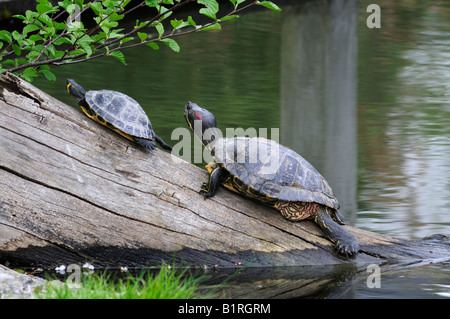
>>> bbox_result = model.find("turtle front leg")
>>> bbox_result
[199,163,224,199]
[314,206,360,258]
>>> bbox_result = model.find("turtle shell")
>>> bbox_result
[85,90,155,140]
[213,137,339,209]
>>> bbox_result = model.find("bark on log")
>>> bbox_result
[0,73,449,270]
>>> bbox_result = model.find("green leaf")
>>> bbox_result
[90,2,104,15]
[201,23,221,31]
[0,30,12,43]
[155,22,164,39]
[120,37,134,44]
[67,21,84,32]
[109,12,124,22]
[66,4,76,15]
[145,0,159,7]
[53,36,73,45]
[121,0,132,9]
[29,34,44,42]
[101,20,119,29]
[23,24,40,35]
[69,49,85,56]
[12,31,24,46]
[26,50,40,61]
[78,34,92,44]
[46,44,64,59]
[36,3,58,14]
[198,0,219,20]
[73,0,84,9]
[79,42,92,57]
[24,10,38,24]
[137,32,147,41]
[146,42,159,50]
[108,29,125,39]
[3,59,16,65]
[12,44,21,56]
[170,19,183,30]
[27,44,45,61]
[40,26,56,38]
[103,0,116,10]
[38,68,56,83]
[187,16,197,27]
[38,13,54,27]
[78,34,93,57]
[161,38,180,52]
[101,25,110,35]
[158,6,172,20]
[13,14,26,21]
[22,38,35,50]
[109,50,126,65]
[57,0,72,10]
[21,67,38,82]
[220,15,239,22]
[54,21,67,31]
[229,0,246,7]
[258,1,281,12]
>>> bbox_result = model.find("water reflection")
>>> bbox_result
[280,0,358,221]
[356,0,450,239]
[334,263,450,299]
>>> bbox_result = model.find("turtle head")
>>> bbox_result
[185,101,219,149]
[66,79,86,101]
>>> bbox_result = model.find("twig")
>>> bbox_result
[1,0,263,75]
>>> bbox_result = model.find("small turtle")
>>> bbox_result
[66,79,172,151]
[184,101,359,257]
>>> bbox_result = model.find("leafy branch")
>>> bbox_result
[0,0,281,82]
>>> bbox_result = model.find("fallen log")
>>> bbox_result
[0,73,449,270]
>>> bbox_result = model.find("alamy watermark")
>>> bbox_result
[50,263,95,289]
[366,264,381,288]
[66,4,81,26]
[366,4,381,29]
[170,123,282,175]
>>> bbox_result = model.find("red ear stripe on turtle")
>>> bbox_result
[194,111,203,120]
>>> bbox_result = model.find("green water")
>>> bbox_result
[31,0,450,298]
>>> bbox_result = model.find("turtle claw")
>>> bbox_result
[200,183,214,199]
[315,207,360,258]
[334,240,360,258]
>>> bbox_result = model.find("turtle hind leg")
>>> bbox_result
[314,206,359,258]
[155,134,173,151]
[331,210,347,225]
[134,137,156,151]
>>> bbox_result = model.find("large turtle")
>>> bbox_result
[184,101,359,257]
[66,79,172,151]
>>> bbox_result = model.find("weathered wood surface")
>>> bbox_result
[0,73,449,270]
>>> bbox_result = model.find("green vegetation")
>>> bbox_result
[38,266,210,299]
[0,0,280,82]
